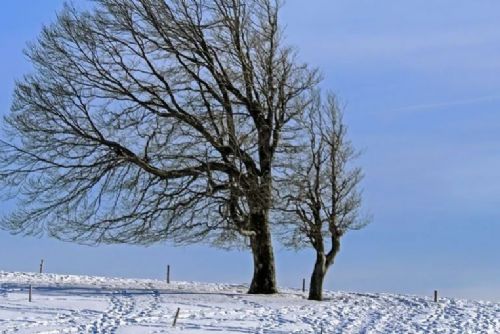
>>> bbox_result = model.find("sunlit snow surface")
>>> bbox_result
[0,271,498,333]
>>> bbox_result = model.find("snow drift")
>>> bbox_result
[0,271,498,333]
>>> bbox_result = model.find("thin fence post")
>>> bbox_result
[172,307,180,327]
[167,265,170,284]
[434,290,438,302]
[39,259,44,274]
[28,285,32,302]
[302,278,306,292]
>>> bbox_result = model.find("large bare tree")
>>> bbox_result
[278,94,369,300]
[0,0,319,294]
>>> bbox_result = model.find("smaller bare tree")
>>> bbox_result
[278,93,370,301]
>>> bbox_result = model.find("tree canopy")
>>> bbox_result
[0,0,317,244]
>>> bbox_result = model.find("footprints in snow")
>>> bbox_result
[90,292,135,333]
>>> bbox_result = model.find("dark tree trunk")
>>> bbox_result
[309,237,341,301]
[248,211,278,294]
[308,252,326,301]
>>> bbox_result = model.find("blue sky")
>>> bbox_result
[1,1,500,301]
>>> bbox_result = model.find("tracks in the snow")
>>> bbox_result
[0,285,167,334]
[90,291,136,333]
[1,281,499,334]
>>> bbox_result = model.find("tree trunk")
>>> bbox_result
[309,237,341,301]
[248,211,278,294]
[308,252,326,301]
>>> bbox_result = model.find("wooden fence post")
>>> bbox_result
[39,259,44,274]
[167,265,170,284]
[28,285,32,302]
[172,307,180,327]
[434,290,438,302]
[302,278,306,292]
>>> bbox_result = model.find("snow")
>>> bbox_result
[0,271,498,333]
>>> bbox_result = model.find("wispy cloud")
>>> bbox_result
[391,94,500,113]
[287,22,500,73]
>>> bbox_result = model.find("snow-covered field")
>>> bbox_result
[0,271,498,333]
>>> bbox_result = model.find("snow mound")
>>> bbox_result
[0,271,498,333]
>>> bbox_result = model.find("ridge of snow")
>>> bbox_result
[0,271,499,333]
